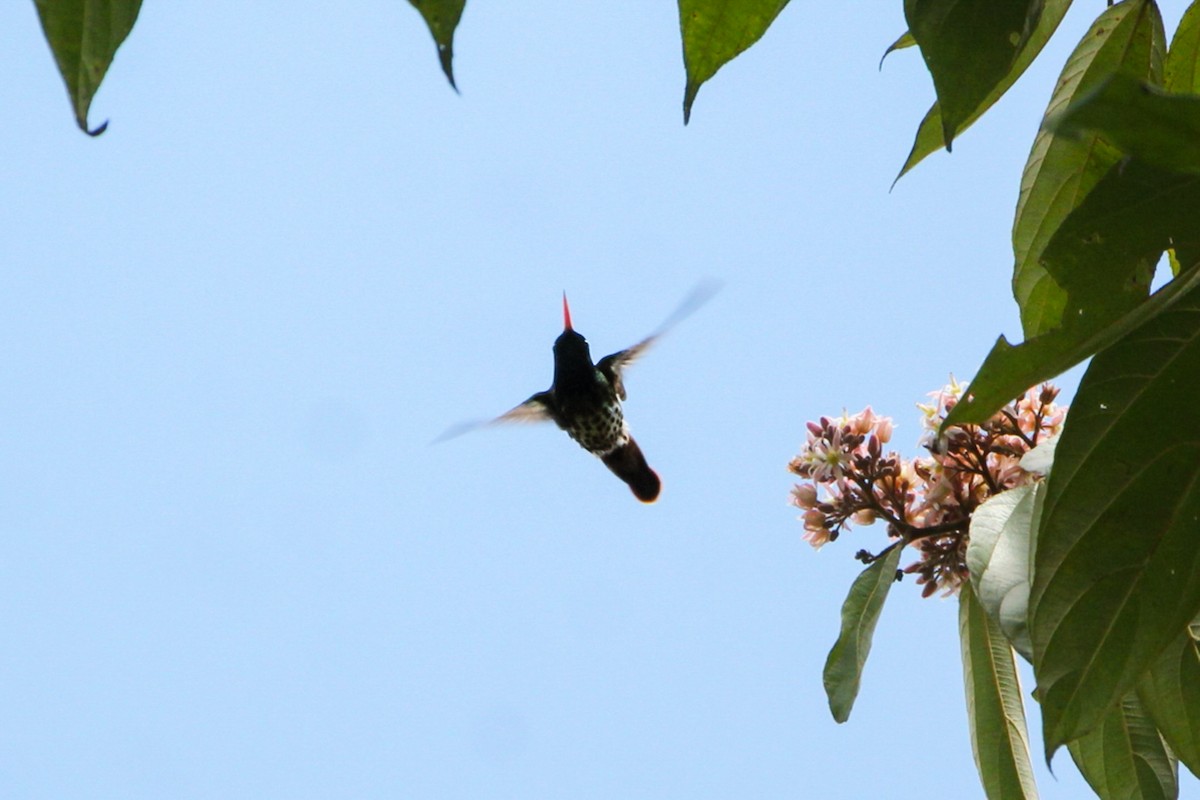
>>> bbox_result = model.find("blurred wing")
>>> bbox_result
[595,279,721,399]
[652,278,722,337]
[494,392,555,424]
[433,391,554,443]
[596,334,658,401]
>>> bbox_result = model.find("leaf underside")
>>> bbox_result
[960,583,1040,799]
[1067,692,1178,800]
[1137,627,1200,778]
[408,0,466,90]
[34,0,143,135]
[822,546,902,723]
[679,0,790,124]
[967,483,1044,662]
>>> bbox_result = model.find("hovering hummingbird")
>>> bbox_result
[441,284,717,502]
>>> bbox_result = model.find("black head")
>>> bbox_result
[554,327,592,360]
[553,294,596,378]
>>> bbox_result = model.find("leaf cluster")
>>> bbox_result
[804,2,1200,795]
[814,1,1200,792]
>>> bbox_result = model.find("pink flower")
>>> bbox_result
[851,508,877,525]
[791,483,818,509]
[789,379,1069,598]
[989,453,1028,489]
[802,510,832,549]
[801,426,852,482]
[850,407,876,436]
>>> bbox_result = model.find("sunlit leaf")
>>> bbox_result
[880,31,916,70]
[679,0,790,124]
[895,0,1068,180]
[34,0,142,135]
[967,484,1044,661]
[822,545,901,723]
[1030,274,1200,758]
[1047,74,1200,175]
[960,583,1040,800]
[407,0,466,90]
[1067,692,1178,800]
[1012,0,1164,337]
[1138,626,1200,777]
[1165,0,1200,92]
[1168,248,1184,278]
[942,260,1200,428]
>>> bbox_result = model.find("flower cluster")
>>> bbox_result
[789,381,1066,597]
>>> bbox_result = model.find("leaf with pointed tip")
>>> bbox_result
[1137,625,1200,778]
[408,0,466,90]
[1030,274,1200,759]
[1013,0,1164,338]
[1165,0,1200,92]
[903,0,1043,148]
[880,31,916,70]
[34,0,142,135]
[959,582,1040,800]
[822,545,901,723]
[678,0,789,124]
[1066,692,1178,800]
[895,0,1067,180]
[967,483,1045,662]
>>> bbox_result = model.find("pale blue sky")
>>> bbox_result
[3,2,1195,798]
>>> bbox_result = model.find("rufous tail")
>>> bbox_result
[601,437,661,503]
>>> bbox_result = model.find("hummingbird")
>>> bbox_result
[441,284,717,502]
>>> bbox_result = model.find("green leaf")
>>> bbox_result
[678,0,790,124]
[895,0,1068,180]
[942,260,1200,428]
[1030,274,1200,759]
[1168,248,1184,278]
[1013,0,1164,338]
[960,583,1040,800]
[1046,74,1200,175]
[1138,626,1200,777]
[822,545,901,723]
[1066,692,1178,800]
[408,0,466,90]
[967,483,1045,662]
[1037,159,1194,311]
[880,31,916,70]
[34,0,143,136]
[903,0,1043,148]
[1165,0,1200,92]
